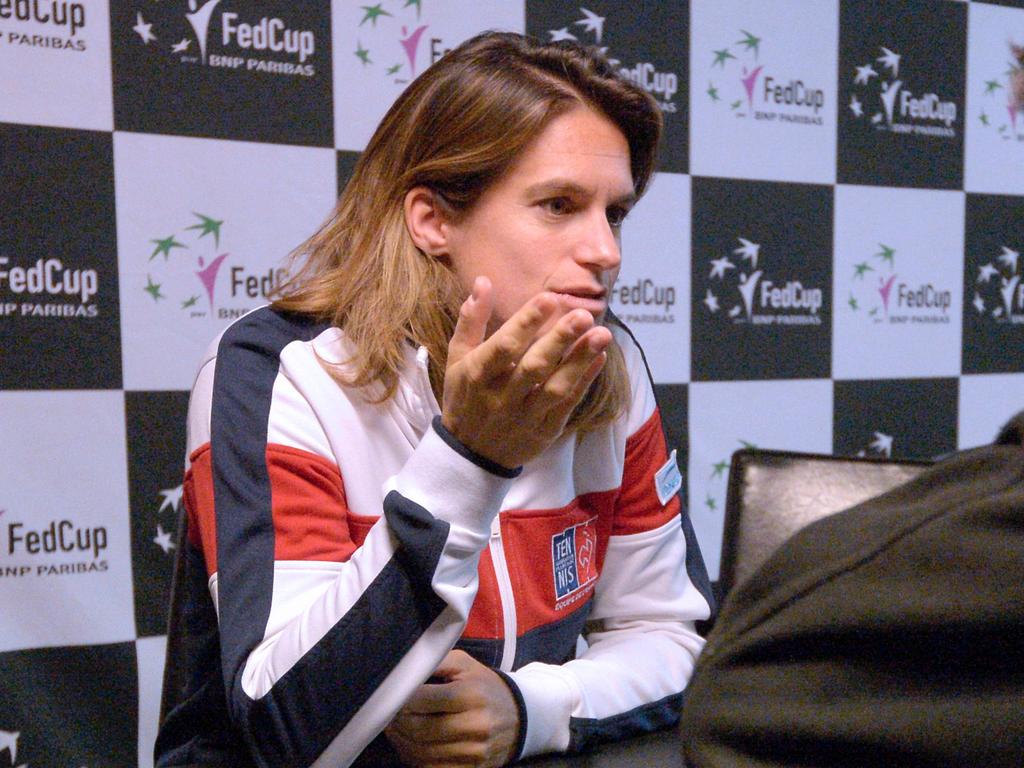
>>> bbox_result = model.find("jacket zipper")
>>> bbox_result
[488,515,517,672]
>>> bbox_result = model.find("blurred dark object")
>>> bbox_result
[682,410,1024,768]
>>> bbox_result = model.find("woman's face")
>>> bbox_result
[443,106,635,332]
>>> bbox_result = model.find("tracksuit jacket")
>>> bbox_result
[155,305,715,768]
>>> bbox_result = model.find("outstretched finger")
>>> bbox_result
[507,308,594,399]
[447,277,492,368]
[471,291,561,378]
[527,326,611,419]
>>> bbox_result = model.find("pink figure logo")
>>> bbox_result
[400,25,428,77]
[741,65,763,109]
[878,274,898,316]
[196,253,229,310]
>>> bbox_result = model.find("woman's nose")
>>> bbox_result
[574,212,622,272]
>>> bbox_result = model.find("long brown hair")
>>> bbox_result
[273,31,662,432]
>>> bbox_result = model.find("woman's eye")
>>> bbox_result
[542,198,572,215]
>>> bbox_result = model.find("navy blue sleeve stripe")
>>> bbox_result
[209,308,455,765]
[155,540,253,767]
[247,493,450,767]
[211,307,330,720]
[567,691,684,753]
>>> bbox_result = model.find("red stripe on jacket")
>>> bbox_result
[184,408,679,637]
[616,408,681,535]
[185,442,356,577]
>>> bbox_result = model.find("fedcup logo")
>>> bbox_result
[976,41,1024,143]
[141,212,286,321]
[848,45,958,138]
[701,235,823,326]
[545,6,680,115]
[130,0,317,77]
[846,243,953,325]
[2,506,109,579]
[971,245,1023,325]
[0,254,99,319]
[0,0,88,52]
[611,277,677,324]
[349,0,436,85]
[705,29,826,126]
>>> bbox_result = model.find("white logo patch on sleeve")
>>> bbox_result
[655,449,682,506]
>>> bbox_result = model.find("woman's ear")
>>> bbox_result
[404,186,452,257]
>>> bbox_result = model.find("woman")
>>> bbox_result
[156,31,713,768]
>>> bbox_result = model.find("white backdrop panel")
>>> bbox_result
[0,390,135,651]
[114,132,337,390]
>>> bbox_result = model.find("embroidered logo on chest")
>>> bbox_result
[552,517,598,609]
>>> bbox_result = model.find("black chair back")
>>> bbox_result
[719,449,932,599]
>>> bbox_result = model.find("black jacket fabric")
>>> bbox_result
[682,411,1024,768]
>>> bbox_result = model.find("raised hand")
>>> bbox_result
[385,650,520,768]
[442,276,612,470]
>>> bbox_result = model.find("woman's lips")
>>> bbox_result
[552,291,608,316]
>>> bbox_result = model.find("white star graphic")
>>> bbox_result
[703,289,720,313]
[159,485,184,514]
[548,27,577,42]
[172,38,191,53]
[871,112,883,124]
[574,7,605,43]
[854,64,877,85]
[973,292,986,314]
[133,12,157,44]
[153,523,176,554]
[869,431,894,457]
[998,246,1020,273]
[876,47,900,77]
[978,263,1000,283]
[709,256,735,280]
[728,305,742,318]
[849,94,863,117]
[733,238,760,269]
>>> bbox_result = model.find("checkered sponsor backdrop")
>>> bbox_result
[2,1,1023,765]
